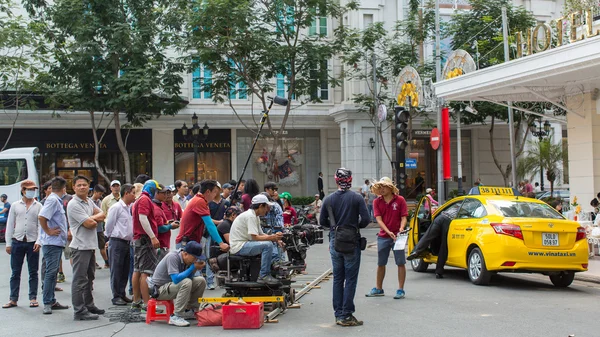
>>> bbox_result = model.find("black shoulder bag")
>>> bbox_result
[327,205,361,254]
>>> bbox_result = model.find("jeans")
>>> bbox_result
[367,205,374,222]
[329,233,361,319]
[201,237,214,285]
[108,239,130,301]
[71,249,97,315]
[236,241,273,278]
[9,240,39,301]
[42,245,63,305]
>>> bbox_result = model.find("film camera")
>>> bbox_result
[282,224,324,267]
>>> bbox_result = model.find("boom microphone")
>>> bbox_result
[270,96,289,106]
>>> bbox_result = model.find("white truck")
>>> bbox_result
[0,147,40,203]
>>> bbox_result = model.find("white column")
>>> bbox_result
[152,129,174,184]
[567,93,600,207]
[230,128,237,179]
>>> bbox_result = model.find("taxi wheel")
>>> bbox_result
[467,248,492,285]
[549,272,575,288]
[410,258,429,272]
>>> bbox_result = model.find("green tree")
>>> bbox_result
[0,0,47,151]
[23,0,186,183]
[517,137,564,195]
[181,0,356,165]
[340,0,437,161]
[447,0,539,186]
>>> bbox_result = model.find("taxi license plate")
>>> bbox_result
[542,233,559,246]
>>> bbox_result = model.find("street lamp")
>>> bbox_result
[369,138,376,149]
[182,113,209,185]
[530,119,551,191]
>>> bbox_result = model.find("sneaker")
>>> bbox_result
[179,309,196,320]
[74,312,99,321]
[57,273,65,283]
[365,288,384,297]
[257,275,281,285]
[43,304,52,315]
[95,263,102,270]
[393,289,405,299]
[337,316,363,327]
[131,301,143,311]
[207,283,216,290]
[87,306,105,315]
[169,314,191,327]
[112,298,127,306]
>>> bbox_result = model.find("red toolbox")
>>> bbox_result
[222,302,264,329]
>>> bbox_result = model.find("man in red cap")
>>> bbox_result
[3,180,42,309]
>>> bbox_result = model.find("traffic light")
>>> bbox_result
[395,106,409,197]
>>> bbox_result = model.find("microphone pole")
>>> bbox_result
[232,96,288,202]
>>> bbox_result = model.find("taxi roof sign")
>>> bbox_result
[468,186,521,196]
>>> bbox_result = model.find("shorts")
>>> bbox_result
[97,232,106,250]
[377,236,406,266]
[134,236,158,275]
[63,241,73,260]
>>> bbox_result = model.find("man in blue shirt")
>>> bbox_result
[0,194,10,226]
[38,177,70,315]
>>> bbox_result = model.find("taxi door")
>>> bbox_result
[408,196,433,254]
[447,198,487,267]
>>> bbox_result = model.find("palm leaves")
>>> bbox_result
[517,137,564,194]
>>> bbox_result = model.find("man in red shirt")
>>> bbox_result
[131,180,161,309]
[152,185,180,260]
[159,185,182,250]
[176,180,229,253]
[365,177,408,300]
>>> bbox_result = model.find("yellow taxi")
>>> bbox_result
[408,186,589,287]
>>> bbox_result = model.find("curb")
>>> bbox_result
[575,273,600,284]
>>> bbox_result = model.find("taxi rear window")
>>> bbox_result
[488,200,564,219]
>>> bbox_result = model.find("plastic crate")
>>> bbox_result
[222,302,264,329]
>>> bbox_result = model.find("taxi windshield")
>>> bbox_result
[488,200,564,219]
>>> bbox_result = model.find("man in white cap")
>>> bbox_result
[229,194,283,285]
[309,193,322,225]
[101,180,121,216]
[365,177,408,300]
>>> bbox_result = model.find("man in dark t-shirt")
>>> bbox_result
[216,207,241,244]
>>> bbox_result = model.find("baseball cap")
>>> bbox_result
[183,241,204,260]
[0,194,7,199]
[165,184,176,192]
[110,180,121,186]
[251,194,275,206]
[315,193,319,197]
[21,180,38,189]
[222,183,233,189]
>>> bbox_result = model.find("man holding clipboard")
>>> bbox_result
[365,177,408,300]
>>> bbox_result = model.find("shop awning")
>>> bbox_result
[433,38,600,115]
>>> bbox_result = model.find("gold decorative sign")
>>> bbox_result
[174,142,231,149]
[45,142,107,149]
[516,8,600,58]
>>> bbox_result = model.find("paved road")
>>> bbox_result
[1,228,598,337]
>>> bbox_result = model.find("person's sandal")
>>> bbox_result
[2,302,17,309]
[29,300,39,308]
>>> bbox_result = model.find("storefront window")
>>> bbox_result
[174,152,231,185]
[236,130,320,197]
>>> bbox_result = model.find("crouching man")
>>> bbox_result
[149,241,207,327]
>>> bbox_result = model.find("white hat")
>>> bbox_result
[110,180,121,186]
[251,194,275,206]
[426,188,433,193]
[216,181,222,189]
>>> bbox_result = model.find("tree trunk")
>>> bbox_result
[113,111,132,183]
[489,115,509,186]
[1,95,19,152]
[90,111,112,183]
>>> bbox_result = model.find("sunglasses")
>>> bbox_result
[271,187,278,191]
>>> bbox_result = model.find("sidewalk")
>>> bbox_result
[576,256,600,283]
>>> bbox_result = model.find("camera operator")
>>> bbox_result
[217,206,241,244]
[229,195,283,285]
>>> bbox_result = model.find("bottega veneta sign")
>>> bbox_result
[515,7,599,58]
[45,142,108,149]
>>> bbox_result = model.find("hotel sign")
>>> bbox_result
[516,7,600,58]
